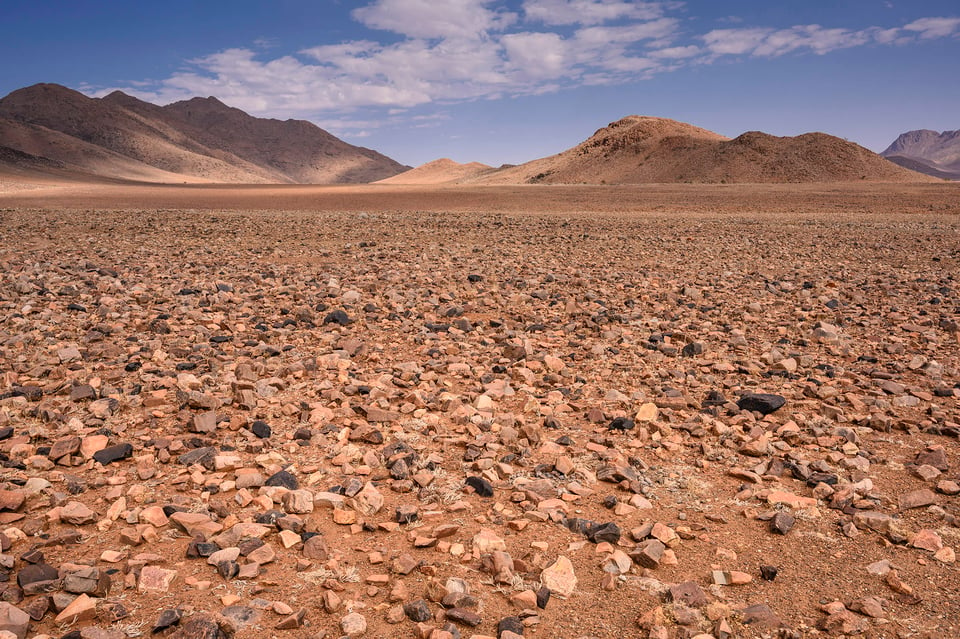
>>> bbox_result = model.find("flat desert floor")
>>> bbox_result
[1,180,959,639]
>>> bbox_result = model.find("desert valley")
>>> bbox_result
[0,81,959,639]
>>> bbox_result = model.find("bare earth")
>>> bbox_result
[1,180,959,639]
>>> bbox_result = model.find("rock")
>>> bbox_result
[915,446,949,471]
[139,566,177,592]
[630,539,666,569]
[54,594,97,624]
[497,617,524,636]
[171,616,233,639]
[540,556,576,598]
[587,522,621,544]
[220,606,260,629]
[446,608,482,627]
[92,443,133,465]
[17,563,58,588]
[737,393,786,415]
[0,603,30,639]
[352,482,384,516]
[0,491,24,512]
[473,529,507,554]
[741,603,783,629]
[899,489,936,510]
[275,609,306,630]
[607,417,635,431]
[324,310,351,325]
[60,501,96,525]
[340,612,367,637]
[669,582,708,608]
[403,599,432,622]
[264,470,298,490]
[250,420,271,438]
[153,608,183,633]
[465,476,494,497]
[770,512,795,535]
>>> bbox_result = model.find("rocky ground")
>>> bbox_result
[0,188,958,639]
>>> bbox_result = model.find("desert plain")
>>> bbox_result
[0,179,959,639]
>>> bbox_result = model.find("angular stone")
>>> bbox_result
[139,566,177,593]
[669,582,708,608]
[630,539,666,568]
[770,512,796,535]
[60,501,96,525]
[540,556,576,598]
[446,608,482,627]
[55,593,97,624]
[92,443,133,465]
[900,489,936,510]
[351,482,384,516]
[0,603,30,639]
[737,393,786,415]
[403,599,431,622]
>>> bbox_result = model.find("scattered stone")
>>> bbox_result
[540,556,577,598]
[737,393,786,415]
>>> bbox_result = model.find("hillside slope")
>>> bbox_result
[469,116,933,184]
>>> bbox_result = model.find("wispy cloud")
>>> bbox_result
[88,2,960,123]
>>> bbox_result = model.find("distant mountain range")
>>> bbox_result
[0,83,407,184]
[881,129,960,180]
[0,83,942,185]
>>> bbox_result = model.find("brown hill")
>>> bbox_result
[0,83,407,184]
[469,116,934,184]
[375,158,493,184]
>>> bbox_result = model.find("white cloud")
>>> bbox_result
[90,1,960,125]
[353,0,516,39]
[521,0,677,26]
[649,45,700,59]
[903,16,960,39]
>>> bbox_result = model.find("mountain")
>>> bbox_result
[0,83,407,184]
[881,129,960,179]
[468,116,934,184]
[375,158,493,184]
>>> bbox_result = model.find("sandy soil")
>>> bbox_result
[0,179,958,639]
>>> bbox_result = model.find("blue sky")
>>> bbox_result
[2,1,958,166]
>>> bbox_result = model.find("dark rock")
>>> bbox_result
[607,417,635,431]
[403,599,431,622]
[770,512,795,535]
[177,447,217,469]
[17,563,58,588]
[681,342,704,357]
[250,421,271,439]
[587,522,621,544]
[153,608,183,633]
[737,393,786,415]
[93,443,133,465]
[217,561,239,580]
[760,565,778,581]
[265,470,298,490]
[536,586,550,609]
[465,476,494,497]
[323,310,351,326]
[497,616,524,636]
[395,505,418,524]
